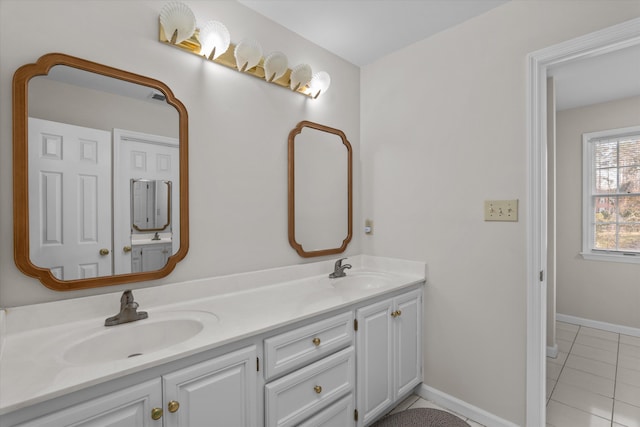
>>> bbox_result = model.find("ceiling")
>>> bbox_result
[237,1,639,111]
[549,44,640,111]
[237,0,508,66]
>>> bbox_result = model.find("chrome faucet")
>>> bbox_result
[329,258,352,278]
[105,290,148,326]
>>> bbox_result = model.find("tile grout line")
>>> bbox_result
[611,332,620,427]
[550,325,580,400]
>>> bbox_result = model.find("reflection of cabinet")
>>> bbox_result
[131,243,172,273]
[355,289,422,427]
[15,346,257,427]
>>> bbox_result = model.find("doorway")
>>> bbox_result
[526,17,640,427]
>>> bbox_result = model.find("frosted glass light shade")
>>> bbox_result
[264,52,288,82]
[160,2,197,44]
[290,63,312,91]
[199,20,230,60]
[308,71,331,98]
[234,39,263,72]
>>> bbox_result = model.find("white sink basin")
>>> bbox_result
[63,311,218,365]
[330,272,396,291]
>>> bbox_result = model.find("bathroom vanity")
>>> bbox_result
[0,256,425,427]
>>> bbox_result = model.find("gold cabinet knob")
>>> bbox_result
[312,337,321,346]
[396,310,402,317]
[99,248,110,256]
[151,407,163,420]
[123,245,132,253]
[391,310,402,318]
[314,385,322,394]
[168,400,180,413]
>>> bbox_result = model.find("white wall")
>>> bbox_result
[556,95,640,329]
[0,0,360,307]
[361,1,640,424]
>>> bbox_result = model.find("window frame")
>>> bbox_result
[582,125,640,264]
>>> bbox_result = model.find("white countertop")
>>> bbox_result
[0,255,425,415]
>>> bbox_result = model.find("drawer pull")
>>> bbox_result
[314,385,322,394]
[312,337,321,346]
[151,407,163,420]
[168,400,180,413]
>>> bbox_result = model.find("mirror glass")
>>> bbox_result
[13,53,189,290]
[132,179,172,232]
[288,121,352,257]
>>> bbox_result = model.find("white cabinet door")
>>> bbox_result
[356,289,423,427]
[394,290,422,397]
[163,346,258,427]
[355,299,394,427]
[14,379,161,427]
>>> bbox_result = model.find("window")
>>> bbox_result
[582,126,640,263]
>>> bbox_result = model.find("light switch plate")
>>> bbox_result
[484,200,518,222]
[364,218,374,235]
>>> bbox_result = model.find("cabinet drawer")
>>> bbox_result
[264,311,353,379]
[265,346,355,427]
[298,393,355,427]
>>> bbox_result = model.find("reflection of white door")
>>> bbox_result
[113,129,179,275]
[28,117,112,280]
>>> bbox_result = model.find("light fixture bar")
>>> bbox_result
[159,23,314,97]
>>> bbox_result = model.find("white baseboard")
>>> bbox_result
[557,313,640,338]
[547,343,558,358]
[416,383,520,427]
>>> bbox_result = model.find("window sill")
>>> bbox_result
[580,251,640,264]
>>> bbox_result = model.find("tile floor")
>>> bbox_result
[547,321,640,427]
[387,394,485,426]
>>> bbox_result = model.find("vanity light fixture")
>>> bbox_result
[307,71,331,99]
[158,2,330,98]
[234,39,263,72]
[264,51,288,82]
[159,1,197,45]
[199,20,230,60]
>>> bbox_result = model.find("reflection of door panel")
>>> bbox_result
[113,129,179,275]
[28,118,112,280]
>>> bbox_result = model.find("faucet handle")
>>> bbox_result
[334,257,348,268]
[121,290,134,304]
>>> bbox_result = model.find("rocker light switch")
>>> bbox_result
[484,200,518,222]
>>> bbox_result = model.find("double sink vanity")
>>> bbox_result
[0,255,425,427]
[6,50,425,426]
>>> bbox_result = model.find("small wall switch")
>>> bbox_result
[364,219,373,234]
[484,200,518,222]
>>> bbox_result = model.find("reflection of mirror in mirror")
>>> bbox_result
[288,121,353,258]
[14,53,189,290]
[131,179,172,232]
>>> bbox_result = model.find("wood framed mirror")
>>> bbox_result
[13,53,189,290]
[288,121,353,257]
